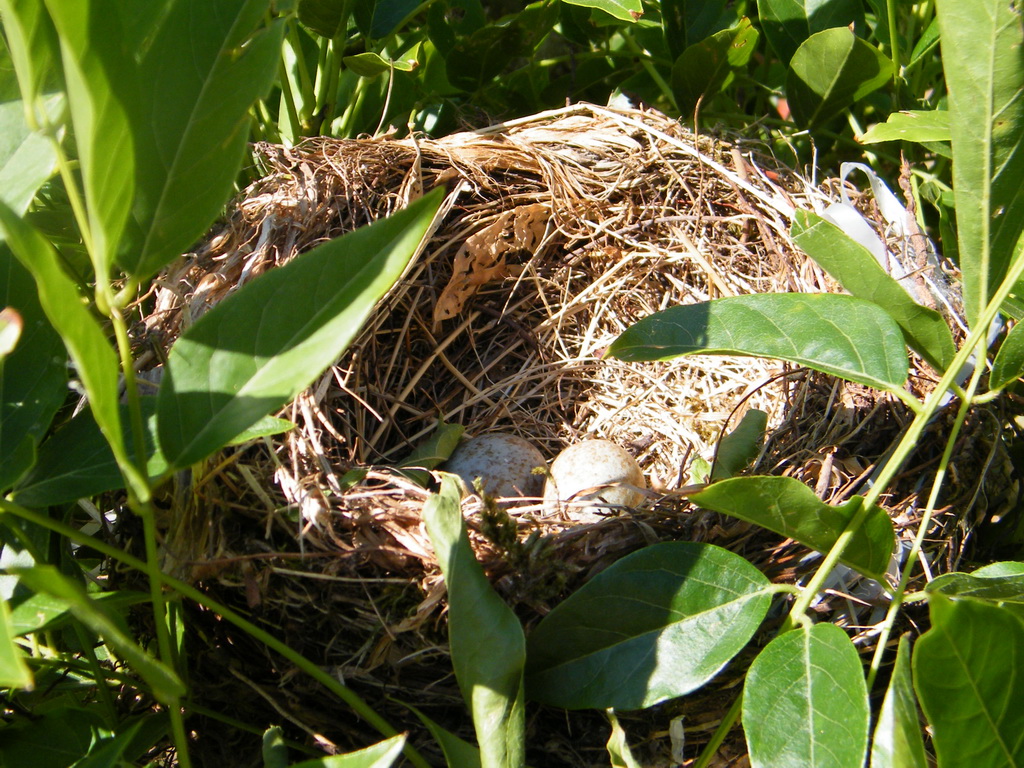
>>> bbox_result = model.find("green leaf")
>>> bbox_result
[859,110,951,145]
[298,0,350,39]
[914,594,1024,768]
[0,203,136,489]
[606,710,641,768]
[262,726,289,768]
[446,24,529,93]
[672,17,759,114]
[396,419,465,487]
[0,706,107,768]
[0,246,65,491]
[70,719,145,768]
[661,0,735,57]
[118,1,285,279]
[991,319,1024,390]
[973,561,1024,578]
[0,0,60,122]
[939,0,1024,326]
[424,476,526,768]
[44,0,135,278]
[0,96,60,215]
[744,623,869,768]
[562,0,642,23]
[606,293,909,391]
[8,588,150,636]
[926,570,1024,621]
[353,0,420,38]
[869,634,927,768]
[343,51,416,77]
[12,398,167,507]
[13,565,185,703]
[290,734,405,767]
[757,0,864,64]
[786,28,894,129]
[226,414,295,445]
[791,210,956,371]
[689,477,894,581]
[710,408,767,482]
[157,189,442,470]
[404,702,482,768]
[525,542,772,710]
[0,594,32,689]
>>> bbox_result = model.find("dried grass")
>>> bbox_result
[133,103,1015,766]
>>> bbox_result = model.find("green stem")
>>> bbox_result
[691,692,743,768]
[620,31,677,113]
[886,0,902,96]
[0,500,431,768]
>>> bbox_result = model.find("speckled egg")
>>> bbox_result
[442,433,545,499]
[543,439,645,511]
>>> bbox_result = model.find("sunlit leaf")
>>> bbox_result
[525,542,771,710]
[914,594,1024,767]
[0,0,60,123]
[689,477,894,581]
[744,623,869,768]
[119,0,285,279]
[424,476,526,768]
[0,96,60,215]
[791,210,955,371]
[859,110,951,145]
[607,293,909,391]
[158,190,442,470]
[939,0,1024,325]
[869,634,927,768]
[405,702,482,768]
[0,594,32,689]
[561,0,642,23]
[991,319,1024,390]
[927,568,1024,621]
[787,28,893,129]
[45,0,135,278]
[757,0,863,64]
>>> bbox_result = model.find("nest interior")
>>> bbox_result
[132,103,1016,767]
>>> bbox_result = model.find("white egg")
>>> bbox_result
[442,433,545,499]
[543,439,645,512]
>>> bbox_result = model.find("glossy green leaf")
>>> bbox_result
[12,398,166,507]
[973,561,1024,578]
[425,476,525,768]
[405,702,482,768]
[607,293,909,391]
[0,246,65,491]
[859,110,951,145]
[0,594,32,689]
[787,28,894,129]
[744,622,869,768]
[757,0,863,64]
[689,477,894,581]
[562,0,642,23]
[525,542,772,710]
[13,565,185,703]
[298,0,350,39]
[991,320,1024,390]
[672,17,759,114]
[290,735,405,767]
[661,0,735,57]
[710,408,767,481]
[939,0,1024,325]
[0,202,136,489]
[118,0,285,279]
[869,634,926,768]
[45,0,135,278]
[914,594,1024,767]
[343,51,416,77]
[0,0,60,123]
[926,569,1024,621]
[157,189,442,469]
[791,210,956,371]
[0,96,60,215]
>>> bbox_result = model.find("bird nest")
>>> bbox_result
[133,103,1014,766]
